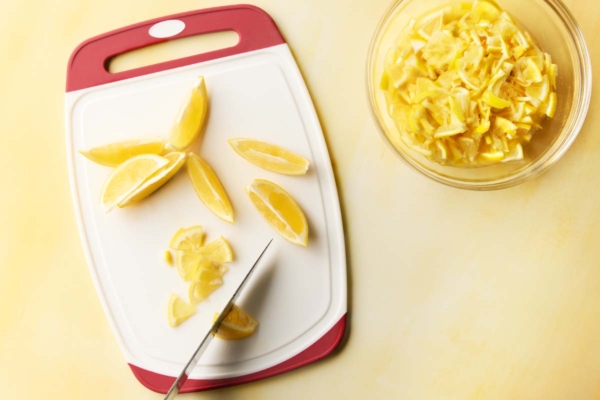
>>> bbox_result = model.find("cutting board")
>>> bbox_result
[65,5,346,394]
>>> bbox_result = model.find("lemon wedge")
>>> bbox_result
[168,294,196,327]
[79,137,165,167]
[228,138,310,175]
[197,236,233,263]
[118,152,186,207]
[169,225,204,251]
[187,153,234,223]
[188,262,228,305]
[100,154,168,212]
[168,77,208,151]
[246,179,308,246]
[213,305,258,340]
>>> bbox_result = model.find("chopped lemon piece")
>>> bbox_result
[381,1,557,166]
[246,179,308,246]
[164,250,173,267]
[526,75,550,102]
[118,152,186,207]
[100,154,168,212]
[213,305,258,340]
[187,153,234,224]
[188,262,228,304]
[545,92,557,118]
[168,294,196,327]
[169,225,204,251]
[228,138,310,175]
[175,250,202,282]
[168,77,208,150]
[198,236,233,263]
[502,143,524,162]
[480,151,505,162]
[482,91,510,108]
[79,137,165,167]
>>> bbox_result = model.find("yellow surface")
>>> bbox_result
[0,0,599,399]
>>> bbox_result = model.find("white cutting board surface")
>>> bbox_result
[65,44,346,379]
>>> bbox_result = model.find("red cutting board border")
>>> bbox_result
[66,4,347,393]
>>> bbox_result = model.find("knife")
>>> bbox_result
[164,239,273,399]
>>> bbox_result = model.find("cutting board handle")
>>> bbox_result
[66,5,285,92]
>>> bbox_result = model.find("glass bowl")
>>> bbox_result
[367,0,592,190]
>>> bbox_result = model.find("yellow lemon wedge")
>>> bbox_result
[228,138,310,175]
[188,262,228,305]
[167,294,196,327]
[187,153,234,224]
[169,225,204,251]
[100,154,168,212]
[168,77,208,150]
[118,152,186,207]
[197,236,233,263]
[213,305,258,340]
[79,137,165,167]
[175,250,202,282]
[246,179,308,246]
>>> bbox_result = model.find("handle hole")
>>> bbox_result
[106,30,239,73]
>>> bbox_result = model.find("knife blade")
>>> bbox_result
[164,238,273,399]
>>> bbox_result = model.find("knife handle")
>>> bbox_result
[66,5,284,92]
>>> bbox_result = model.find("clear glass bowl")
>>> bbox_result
[367,0,592,190]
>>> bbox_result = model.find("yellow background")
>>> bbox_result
[1,0,599,398]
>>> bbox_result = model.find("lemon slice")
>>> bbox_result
[198,237,233,263]
[228,138,310,175]
[213,305,258,340]
[168,294,196,327]
[188,263,228,304]
[79,137,165,167]
[246,179,308,246]
[169,225,204,251]
[175,250,202,282]
[118,152,186,207]
[187,153,234,224]
[168,77,208,150]
[100,154,168,212]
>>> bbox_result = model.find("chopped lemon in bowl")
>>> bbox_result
[380,0,558,167]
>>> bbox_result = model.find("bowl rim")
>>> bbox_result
[366,0,593,191]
